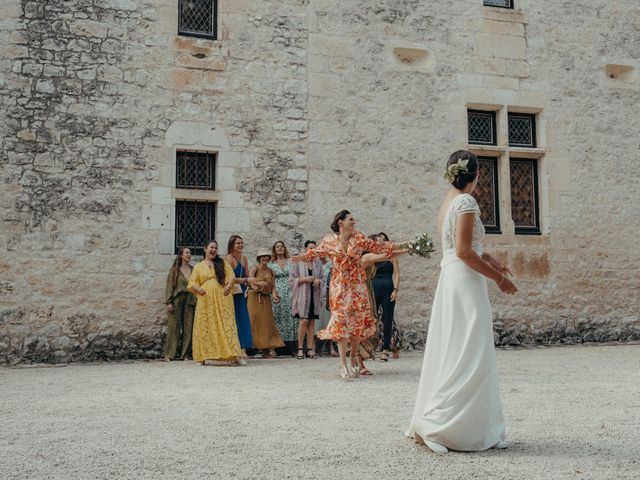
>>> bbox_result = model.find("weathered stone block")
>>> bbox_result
[69,20,109,38]
[35,79,55,93]
[308,73,339,97]
[466,57,506,76]
[506,59,529,78]
[309,34,353,57]
[493,35,527,60]
[174,53,226,71]
[108,0,137,11]
[167,68,203,91]
[43,64,66,77]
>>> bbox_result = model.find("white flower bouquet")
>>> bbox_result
[399,233,436,258]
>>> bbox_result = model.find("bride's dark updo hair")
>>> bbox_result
[330,210,351,233]
[447,150,479,190]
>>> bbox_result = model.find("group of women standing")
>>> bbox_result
[163,232,404,368]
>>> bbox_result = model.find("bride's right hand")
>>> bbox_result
[497,275,517,294]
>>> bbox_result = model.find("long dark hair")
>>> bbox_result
[171,247,190,289]
[204,240,226,286]
[330,210,351,233]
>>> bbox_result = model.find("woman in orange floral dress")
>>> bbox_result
[295,210,404,379]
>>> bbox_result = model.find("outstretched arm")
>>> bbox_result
[390,257,400,301]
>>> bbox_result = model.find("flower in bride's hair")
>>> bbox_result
[444,159,469,184]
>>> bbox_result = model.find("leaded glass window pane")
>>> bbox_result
[473,157,501,233]
[175,201,215,256]
[176,151,215,190]
[179,0,217,39]
[510,159,540,234]
[483,0,513,8]
[468,110,497,145]
[508,113,536,147]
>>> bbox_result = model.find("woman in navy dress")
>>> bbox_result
[225,235,254,359]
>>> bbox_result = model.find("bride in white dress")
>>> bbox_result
[406,150,518,455]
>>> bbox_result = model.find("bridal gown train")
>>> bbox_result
[406,193,506,451]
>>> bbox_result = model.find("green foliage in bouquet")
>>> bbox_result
[400,233,436,258]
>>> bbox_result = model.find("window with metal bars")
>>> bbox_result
[178,0,217,40]
[175,201,215,256]
[473,157,501,234]
[468,110,497,146]
[176,151,215,190]
[483,0,514,9]
[509,158,540,234]
[508,113,536,147]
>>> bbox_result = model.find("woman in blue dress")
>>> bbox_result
[225,235,254,360]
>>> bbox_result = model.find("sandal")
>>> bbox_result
[380,351,389,362]
[296,348,305,360]
[359,367,373,376]
[306,349,317,359]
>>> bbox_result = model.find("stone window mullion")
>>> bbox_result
[498,151,515,234]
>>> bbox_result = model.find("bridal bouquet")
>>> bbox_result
[399,233,436,258]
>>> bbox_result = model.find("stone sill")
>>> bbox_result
[172,189,220,201]
[508,147,546,158]
[468,145,507,156]
[481,7,528,24]
[468,145,546,159]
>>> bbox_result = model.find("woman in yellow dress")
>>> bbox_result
[188,240,245,366]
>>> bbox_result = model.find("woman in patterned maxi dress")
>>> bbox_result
[268,241,297,355]
[297,210,403,379]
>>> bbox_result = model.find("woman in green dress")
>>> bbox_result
[163,247,197,361]
[268,240,297,355]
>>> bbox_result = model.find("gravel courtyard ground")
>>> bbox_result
[1,344,639,480]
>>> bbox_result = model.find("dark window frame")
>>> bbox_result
[508,112,537,148]
[510,158,541,235]
[178,0,218,40]
[467,109,498,146]
[175,200,215,256]
[483,0,514,9]
[176,150,216,190]
[475,156,501,234]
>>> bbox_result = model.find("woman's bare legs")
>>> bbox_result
[337,337,351,378]
[306,319,316,356]
[337,337,348,367]
[349,337,360,377]
[297,319,309,358]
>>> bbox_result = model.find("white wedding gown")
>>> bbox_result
[405,193,506,451]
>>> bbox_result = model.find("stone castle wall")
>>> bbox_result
[1,0,638,364]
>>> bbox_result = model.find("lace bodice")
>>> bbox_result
[442,194,484,252]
